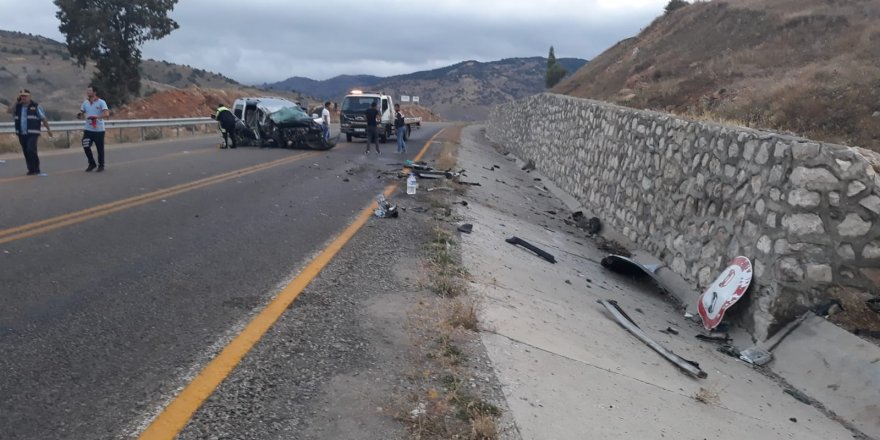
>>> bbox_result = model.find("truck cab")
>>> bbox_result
[340,90,395,143]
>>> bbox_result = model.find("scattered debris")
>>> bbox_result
[784,388,812,405]
[739,348,773,366]
[789,417,798,423]
[533,177,542,181]
[458,181,482,186]
[814,299,844,317]
[739,313,810,367]
[660,327,679,335]
[410,206,428,213]
[854,328,880,338]
[426,187,453,192]
[598,299,707,379]
[867,297,880,313]
[595,236,632,257]
[457,224,473,234]
[374,194,399,218]
[342,178,350,182]
[482,166,495,171]
[696,334,732,343]
[601,254,668,294]
[698,256,753,330]
[565,279,572,285]
[409,402,427,420]
[416,171,446,179]
[716,345,741,359]
[505,236,556,264]
[585,217,602,235]
[521,160,535,171]
[532,185,548,193]
[456,201,468,207]
[545,210,557,215]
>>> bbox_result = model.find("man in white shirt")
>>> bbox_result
[77,85,110,172]
[321,101,331,141]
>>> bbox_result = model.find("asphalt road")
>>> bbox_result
[0,123,446,439]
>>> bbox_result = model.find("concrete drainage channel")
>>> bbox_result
[454,124,879,440]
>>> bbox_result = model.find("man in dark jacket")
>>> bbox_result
[6,89,53,176]
[212,105,237,149]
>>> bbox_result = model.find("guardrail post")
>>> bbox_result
[140,127,144,142]
[66,131,71,148]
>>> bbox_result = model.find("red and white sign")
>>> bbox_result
[697,256,753,330]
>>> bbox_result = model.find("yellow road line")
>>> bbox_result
[0,152,320,245]
[137,127,445,440]
[0,148,215,185]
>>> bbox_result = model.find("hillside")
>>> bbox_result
[553,0,880,150]
[0,30,308,119]
[266,74,381,100]
[266,57,587,121]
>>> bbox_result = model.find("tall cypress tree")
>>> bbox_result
[545,46,567,89]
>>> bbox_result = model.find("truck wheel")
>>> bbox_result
[346,133,352,142]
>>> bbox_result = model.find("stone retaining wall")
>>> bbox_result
[488,93,880,340]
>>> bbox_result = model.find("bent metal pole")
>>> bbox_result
[598,299,708,379]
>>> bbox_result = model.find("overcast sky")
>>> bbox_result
[0,0,669,84]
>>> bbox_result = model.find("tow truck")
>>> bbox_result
[339,90,421,143]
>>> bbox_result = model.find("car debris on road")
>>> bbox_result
[505,236,556,264]
[598,299,707,379]
[374,194,398,218]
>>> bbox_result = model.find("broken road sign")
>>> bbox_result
[698,256,753,330]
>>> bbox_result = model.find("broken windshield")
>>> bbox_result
[268,106,311,125]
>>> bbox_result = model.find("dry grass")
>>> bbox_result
[447,297,481,331]
[391,135,500,439]
[828,287,880,334]
[693,385,722,405]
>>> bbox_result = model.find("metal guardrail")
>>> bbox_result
[0,117,215,134]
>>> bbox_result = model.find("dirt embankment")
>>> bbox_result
[113,87,443,122]
[113,87,245,119]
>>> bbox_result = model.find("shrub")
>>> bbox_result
[665,0,689,14]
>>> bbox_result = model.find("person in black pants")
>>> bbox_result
[212,105,237,148]
[6,89,53,176]
[364,100,380,154]
[77,85,110,172]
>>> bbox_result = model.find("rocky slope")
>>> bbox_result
[553,0,880,150]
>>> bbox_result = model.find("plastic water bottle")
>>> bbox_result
[406,173,417,195]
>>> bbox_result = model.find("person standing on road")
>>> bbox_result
[321,101,331,141]
[212,104,237,149]
[364,100,380,155]
[6,89,52,176]
[394,103,406,154]
[77,85,110,172]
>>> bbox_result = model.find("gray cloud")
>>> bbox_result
[0,0,667,84]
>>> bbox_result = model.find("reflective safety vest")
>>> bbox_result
[215,106,230,118]
[14,101,42,135]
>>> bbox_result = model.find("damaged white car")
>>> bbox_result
[230,97,336,150]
